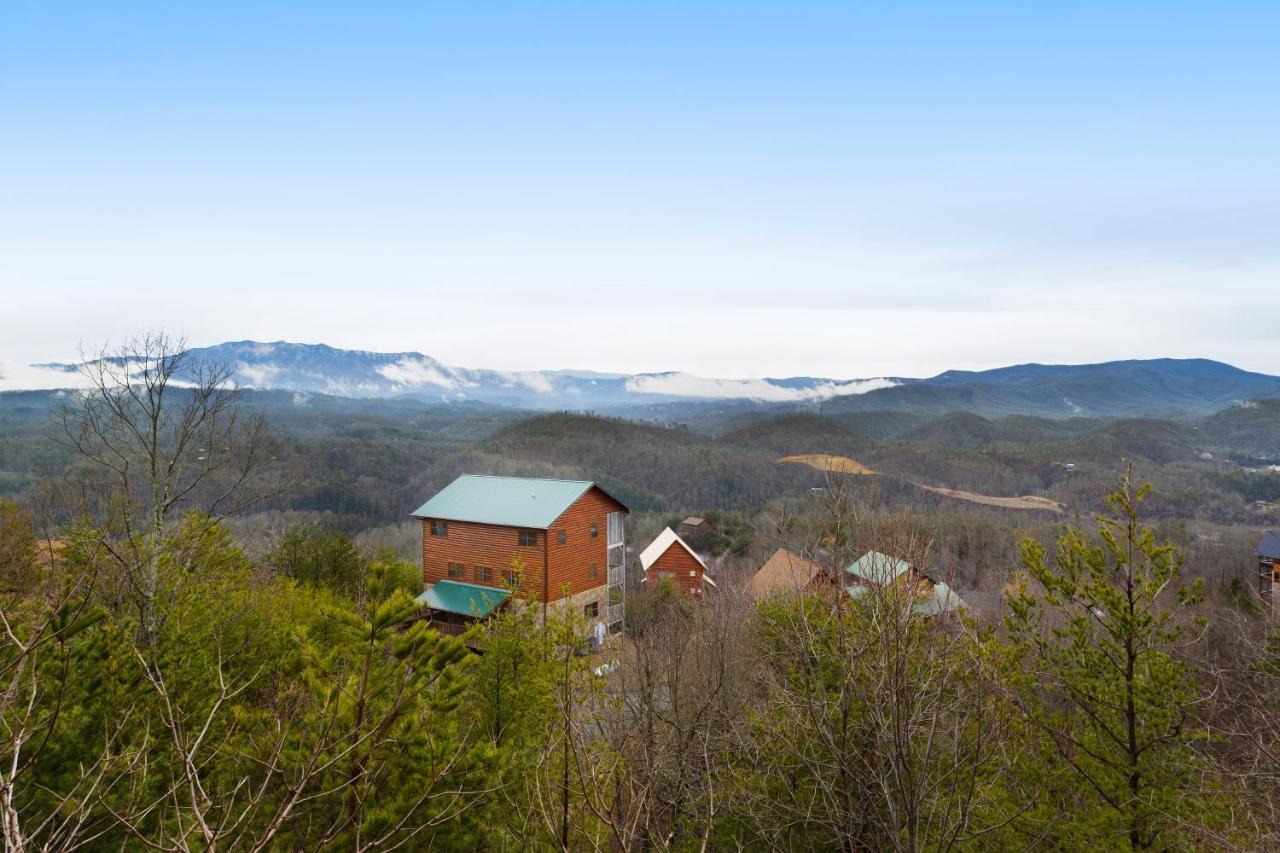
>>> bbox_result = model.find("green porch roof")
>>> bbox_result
[415,580,511,617]
[912,581,967,617]
[844,551,912,585]
[411,475,622,529]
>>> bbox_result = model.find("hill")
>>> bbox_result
[822,358,1280,418]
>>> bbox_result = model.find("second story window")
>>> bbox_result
[430,520,447,537]
[475,566,492,583]
[557,530,566,546]
[590,523,598,538]
[518,529,538,547]
[447,562,464,579]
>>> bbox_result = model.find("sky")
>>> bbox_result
[2,1,1278,379]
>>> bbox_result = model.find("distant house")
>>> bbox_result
[411,475,629,633]
[678,516,711,536]
[641,527,716,595]
[844,550,966,617]
[1258,529,1280,611]
[746,548,826,600]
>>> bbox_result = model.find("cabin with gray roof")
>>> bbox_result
[412,475,628,632]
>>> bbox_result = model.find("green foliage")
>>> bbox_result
[268,521,367,595]
[1003,468,1218,849]
[0,497,38,592]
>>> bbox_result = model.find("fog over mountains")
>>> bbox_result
[2,340,1279,419]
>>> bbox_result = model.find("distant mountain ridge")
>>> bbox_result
[3,341,1278,419]
[8,340,896,408]
[825,357,1280,418]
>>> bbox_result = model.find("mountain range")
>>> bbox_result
[2,341,1278,419]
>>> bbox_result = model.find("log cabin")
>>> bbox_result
[412,475,628,633]
[844,550,966,617]
[640,527,715,595]
[1258,529,1280,612]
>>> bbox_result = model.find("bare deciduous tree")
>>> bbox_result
[57,332,283,642]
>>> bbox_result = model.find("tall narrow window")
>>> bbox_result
[588,563,598,580]
[430,520,447,537]
[557,530,566,546]
[503,569,522,587]
[518,529,538,547]
[590,523,598,539]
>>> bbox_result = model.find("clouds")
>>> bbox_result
[0,2,1277,376]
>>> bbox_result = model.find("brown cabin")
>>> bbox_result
[678,516,711,536]
[640,527,715,595]
[412,475,628,630]
[746,548,826,600]
[1258,529,1280,612]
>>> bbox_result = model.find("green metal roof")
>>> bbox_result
[411,475,620,529]
[415,580,511,617]
[912,581,967,617]
[844,551,912,585]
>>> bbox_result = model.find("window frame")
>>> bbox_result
[518,529,538,547]
[589,522,598,539]
[446,562,465,579]
[557,529,567,546]
[474,566,492,583]
[430,520,448,537]
[588,563,598,581]
[583,601,599,619]
[503,569,522,588]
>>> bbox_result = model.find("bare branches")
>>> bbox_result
[56,332,285,643]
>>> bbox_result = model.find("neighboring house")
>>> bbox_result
[640,527,716,595]
[1258,529,1280,611]
[678,516,711,536]
[844,550,966,617]
[412,475,628,632]
[746,547,825,600]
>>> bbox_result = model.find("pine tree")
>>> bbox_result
[1004,465,1213,849]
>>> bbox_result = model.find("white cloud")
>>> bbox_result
[0,360,93,391]
[234,361,283,389]
[624,373,896,402]
[376,357,460,390]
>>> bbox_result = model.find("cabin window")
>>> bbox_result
[447,563,464,579]
[659,571,673,579]
[518,530,538,547]
[588,563,598,580]
[503,569,521,587]
[430,520,447,537]
[584,601,599,618]
[557,530,567,546]
[475,566,492,583]
[590,523,598,538]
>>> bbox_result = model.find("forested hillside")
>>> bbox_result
[4,338,1280,849]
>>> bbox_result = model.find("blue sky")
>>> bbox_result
[2,1,1277,378]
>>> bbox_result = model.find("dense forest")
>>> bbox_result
[3,335,1280,849]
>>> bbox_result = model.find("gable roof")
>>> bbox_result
[411,475,626,529]
[845,551,912,586]
[747,548,824,599]
[415,580,511,617]
[1259,529,1280,560]
[640,527,707,572]
[912,581,967,616]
